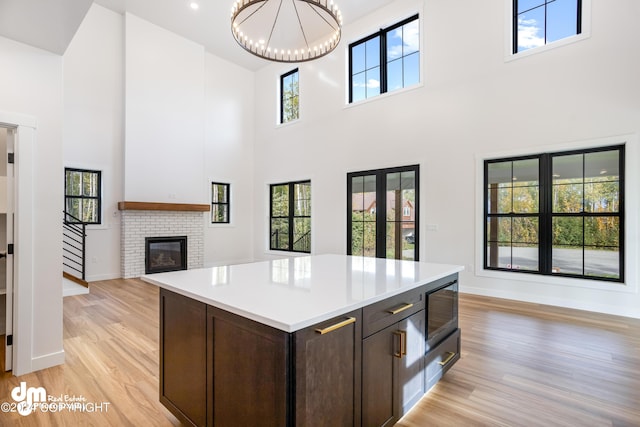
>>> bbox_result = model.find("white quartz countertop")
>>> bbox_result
[141,254,463,332]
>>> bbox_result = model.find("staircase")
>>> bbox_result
[63,210,89,288]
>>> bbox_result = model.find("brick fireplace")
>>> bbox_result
[119,202,209,278]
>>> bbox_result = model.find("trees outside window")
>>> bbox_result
[270,180,311,253]
[280,69,299,123]
[64,168,101,224]
[485,145,624,282]
[348,165,419,260]
[211,182,230,224]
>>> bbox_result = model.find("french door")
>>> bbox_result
[347,165,419,260]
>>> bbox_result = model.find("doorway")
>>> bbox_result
[347,165,420,261]
[0,126,15,371]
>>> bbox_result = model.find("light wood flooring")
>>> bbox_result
[0,278,638,426]
[398,294,640,427]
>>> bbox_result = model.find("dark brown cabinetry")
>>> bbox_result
[159,272,460,427]
[362,310,425,427]
[361,286,426,426]
[294,311,362,426]
[207,306,289,427]
[425,328,460,390]
[161,288,361,427]
[159,289,207,427]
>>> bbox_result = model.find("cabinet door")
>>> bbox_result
[362,310,425,427]
[396,310,425,414]
[295,310,362,427]
[362,323,396,426]
[160,289,207,427]
[208,306,289,427]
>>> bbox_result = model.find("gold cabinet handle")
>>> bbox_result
[393,330,407,358]
[315,317,356,335]
[438,352,456,366]
[387,303,414,315]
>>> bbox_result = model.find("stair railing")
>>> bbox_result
[63,210,87,282]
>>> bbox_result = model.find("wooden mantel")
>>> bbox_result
[118,201,210,212]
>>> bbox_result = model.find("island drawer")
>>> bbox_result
[362,286,425,337]
[425,328,460,391]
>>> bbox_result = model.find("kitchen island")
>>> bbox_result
[141,254,463,427]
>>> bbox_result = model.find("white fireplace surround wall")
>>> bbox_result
[121,209,205,278]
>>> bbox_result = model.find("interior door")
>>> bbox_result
[2,127,15,371]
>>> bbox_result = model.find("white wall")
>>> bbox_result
[204,53,255,266]
[124,13,205,204]
[251,0,640,318]
[64,4,124,281]
[0,36,64,372]
[63,5,256,277]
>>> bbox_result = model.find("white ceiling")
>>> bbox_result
[0,0,394,70]
[0,0,93,54]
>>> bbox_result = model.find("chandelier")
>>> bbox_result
[230,0,343,63]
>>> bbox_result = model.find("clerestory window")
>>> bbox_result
[280,69,299,124]
[513,0,582,54]
[349,15,420,103]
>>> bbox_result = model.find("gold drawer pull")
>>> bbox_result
[387,303,414,315]
[315,317,356,335]
[438,352,456,366]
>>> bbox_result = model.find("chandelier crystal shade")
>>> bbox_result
[230,0,342,63]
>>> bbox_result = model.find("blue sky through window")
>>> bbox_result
[350,16,420,102]
[516,0,580,53]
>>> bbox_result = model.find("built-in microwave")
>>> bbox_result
[426,279,458,351]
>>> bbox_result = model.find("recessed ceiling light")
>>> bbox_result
[190,2,200,10]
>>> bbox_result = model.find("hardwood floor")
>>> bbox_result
[0,278,639,426]
[0,278,180,426]
[398,294,640,427]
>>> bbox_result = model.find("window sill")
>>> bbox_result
[505,32,590,63]
[85,223,110,231]
[265,250,311,257]
[276,118,300,129]
[475,266,635,294]
[344,81,424,109]
[208,222,234,228]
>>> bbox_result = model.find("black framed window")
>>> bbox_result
[348,165,419,260]
[349,14,420,103]
[513,0,582,54]
[211,182,230,224]
[64,167,101,224]
[270,180,311,253]
[484,145,624,282]
[280,68,299,124]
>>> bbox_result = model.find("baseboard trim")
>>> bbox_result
[460,286,640,320]
[30,350,65,372]
[85,273,122,282]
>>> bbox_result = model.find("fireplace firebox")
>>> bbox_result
[145,236,187,274]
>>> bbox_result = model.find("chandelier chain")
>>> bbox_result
[266,0,285,52]
[292,0,310,50]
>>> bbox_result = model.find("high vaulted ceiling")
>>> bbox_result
[0,0,394,70]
